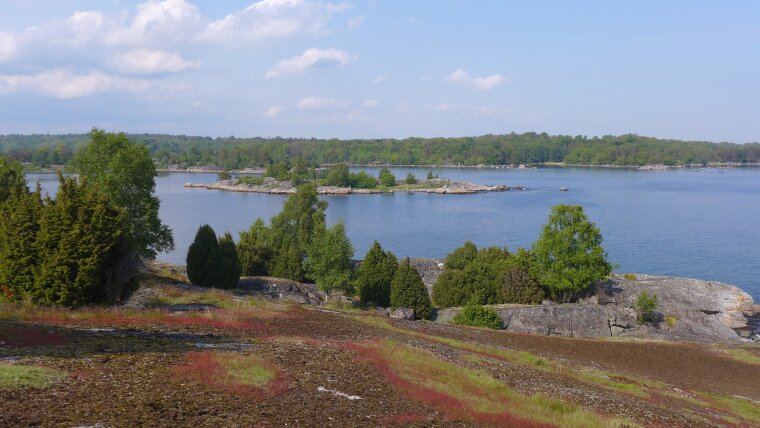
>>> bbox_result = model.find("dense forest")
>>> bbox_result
[2,132,759,170]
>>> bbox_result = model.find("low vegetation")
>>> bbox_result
[452,299,502,329]
[171,351,284,396]
[635,292,659,324]
[0,364,66,389]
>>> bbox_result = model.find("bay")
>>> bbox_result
[28,166,760,300]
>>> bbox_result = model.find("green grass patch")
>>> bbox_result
[718,347,760,366]
[701,392,760,425]
[347,340,613,428]
[0,363,66,389]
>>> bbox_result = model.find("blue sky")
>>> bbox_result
[0,1,758,142]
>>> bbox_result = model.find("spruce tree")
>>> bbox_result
[356,241,397,306]
[0,155,28,204]
[390,258,432,320]
[214,232,242,289]
[0,183,43,300]
[186,225,219,287]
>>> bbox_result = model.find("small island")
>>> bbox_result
[185,164,525,195]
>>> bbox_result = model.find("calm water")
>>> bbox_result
[28,167,760,300]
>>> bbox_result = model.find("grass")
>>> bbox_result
[717,347,760,366]
[345,339,615,428]
[623,273,637,281]
[665,315,678,329]
[155,286,236,308]
[171,351,285,396]
[0,363,66,389]
[701,392,760,426]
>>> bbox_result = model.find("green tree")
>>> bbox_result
[426,171,435,180]
[432,268,470,308]
[323,163,351,187]
[532,205,612,302]
[73,129,173,258]
[268,183,327,281]
[0,155,28,204]
[355,241,398,306]
[635,292,658,324]
[33,174,127,307]
[0,183,43,300]
[186,225,219,287]
[266,162,290,181]
[238,219,274,276]
[390,258,432,320]
[348,171,377,189]
[405,172,417,185]
[444,241,478,270]
[213,232,242,289]
[379,168,396,187]
[305,221,354,292]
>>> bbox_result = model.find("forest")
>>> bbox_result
[2,132,759,169]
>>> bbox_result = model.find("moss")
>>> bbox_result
[0,363,66,389]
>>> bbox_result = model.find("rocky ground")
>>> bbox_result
[1,271,760,427]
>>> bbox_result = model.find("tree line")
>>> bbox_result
[3,132,760,169]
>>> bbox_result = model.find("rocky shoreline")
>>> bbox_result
[184,178,524,195]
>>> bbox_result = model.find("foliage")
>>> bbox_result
[665,315,678,329]
[72,129,173,258]
[452,299,502,329]
[532,205,612,302]
[426,171,435,180]
[237,219,274,276]
[623,273,637,280]
[0,180,42,300]
[355,241,398,306]
[213,233,242,290]
[390,258,432,319]
[0,364,66,389]
[304,221,354,292]
[434,244,511,307]
[5,132,760,170]
[186,225,219,287]
[323,163,351,187]
[0,155,28,203]
[405,172,417,184]
[217,170,231,181]
[379,167,396,187]
[501,249,545,304]
[33,174,128,307]
[265,162,290,181]
[635,292,658,324]
[348,171,377,188]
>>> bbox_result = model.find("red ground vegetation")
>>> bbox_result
[0,326,69,346]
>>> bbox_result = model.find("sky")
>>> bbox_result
[0,0,758,142]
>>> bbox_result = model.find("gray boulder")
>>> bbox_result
[390,308,415,320]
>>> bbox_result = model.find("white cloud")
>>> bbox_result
[0,32,17,61]
[111,49,199,74]
[262,106,284,118]
[447,68,505,91]
[362,99,378,108]
[348,15,365,29]
[107,0,204,46]
[265,47,355,79]
[296,96,346,109]
[372,74,388,84]
[0,69,150,98]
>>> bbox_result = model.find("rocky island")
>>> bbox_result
[185,177,524,195]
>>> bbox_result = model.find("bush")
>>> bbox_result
[405,172,417,184]
[432,269,470,308]
[355,241,397,307]
[304,221,354,292]
[444,241,478,270]
[379,167,396,187]
[213,233,242,289]
[391,258,432,320]
[323,164,351,187]
[186,225,219,287]
[349,171,377,189]
[452,299,502,329]
[502,266,545,304]
[426,171,435,180]
[433,243,510,307]
[238,219,273,276]
[623,273,637,281]
[635,291,658,324]
[266,162,290,181]
[218,170,231,181]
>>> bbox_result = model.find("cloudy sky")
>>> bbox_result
[0,0,758,142]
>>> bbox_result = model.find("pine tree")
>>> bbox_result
[390,258,432,320]
[186,225,219,287]
[33,174,126,307]
[214,232,242,289]
[356,241,397,306]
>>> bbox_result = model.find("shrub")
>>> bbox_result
[434,243,510,307]
[452,299,502,329]
[266,162,290,181]
[238,219,274,276]
[444,241,478,270]
[379,167,396,187]
[405,172,417,184]
[323,163,351,187]
[217,170,231,181]
[426,171,435,180]
[623,273,637,281]
[665,315,678,329]
[304,221,354,292]
[213,233,242,289]
[391,258,432,320]
[533,204,612,302]
[432,269,470,308]
[635,292,658,324]
[349,171,377,189]
[502,266,545,304]
[355,241,397,307]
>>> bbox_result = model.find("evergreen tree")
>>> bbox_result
[33,174,126,307]
[533,204,613,302]
[73,128,173,258]
[390,258,432,320]
[213,232,242,289]
[0,155,28,204]
[186,225,219,287]
[405,172,417,184]
[238,219,274,276]
[304,221,354,292]
[444,241,478,270]
[355,241,397,306]
[0,184,43,300]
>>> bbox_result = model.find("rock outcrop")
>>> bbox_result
[184,178,522,195]
[431,273,758,343]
